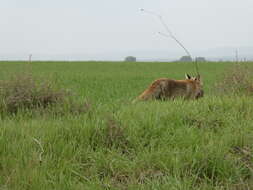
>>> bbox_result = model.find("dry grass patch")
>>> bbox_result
[215,64,253,95]
[0,73,89,115]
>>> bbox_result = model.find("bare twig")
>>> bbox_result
[29,54,32,63]
[32,137,44,164]
[141,8,200,75]
[235,49,239,64]
[158,32,192,58]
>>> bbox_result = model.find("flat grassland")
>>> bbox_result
[0,61,253,190]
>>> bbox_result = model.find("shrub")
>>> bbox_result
[0,73,69,114]
[215,64,253,96]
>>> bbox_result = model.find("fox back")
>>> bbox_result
[134,74,203,102]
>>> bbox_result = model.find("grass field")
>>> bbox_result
[0,61,253,190]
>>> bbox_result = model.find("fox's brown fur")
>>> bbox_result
[134,74,203,102]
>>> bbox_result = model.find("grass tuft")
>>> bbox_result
[0,73,68,114]
[215,64,253,96]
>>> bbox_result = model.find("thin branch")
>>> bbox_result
[235,49,239,64]
[29,54,32,63]
[141,9,200,75]
[158,32,192,58]
[32,137,44,164]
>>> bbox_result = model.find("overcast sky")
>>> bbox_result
[0,0,252,60]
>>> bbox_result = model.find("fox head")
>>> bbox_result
[185,74,204,99]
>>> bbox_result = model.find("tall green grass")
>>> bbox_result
[0,61,252,190]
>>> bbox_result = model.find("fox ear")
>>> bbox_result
[185,73,191,79]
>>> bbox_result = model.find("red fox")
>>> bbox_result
[133,74,203,102]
